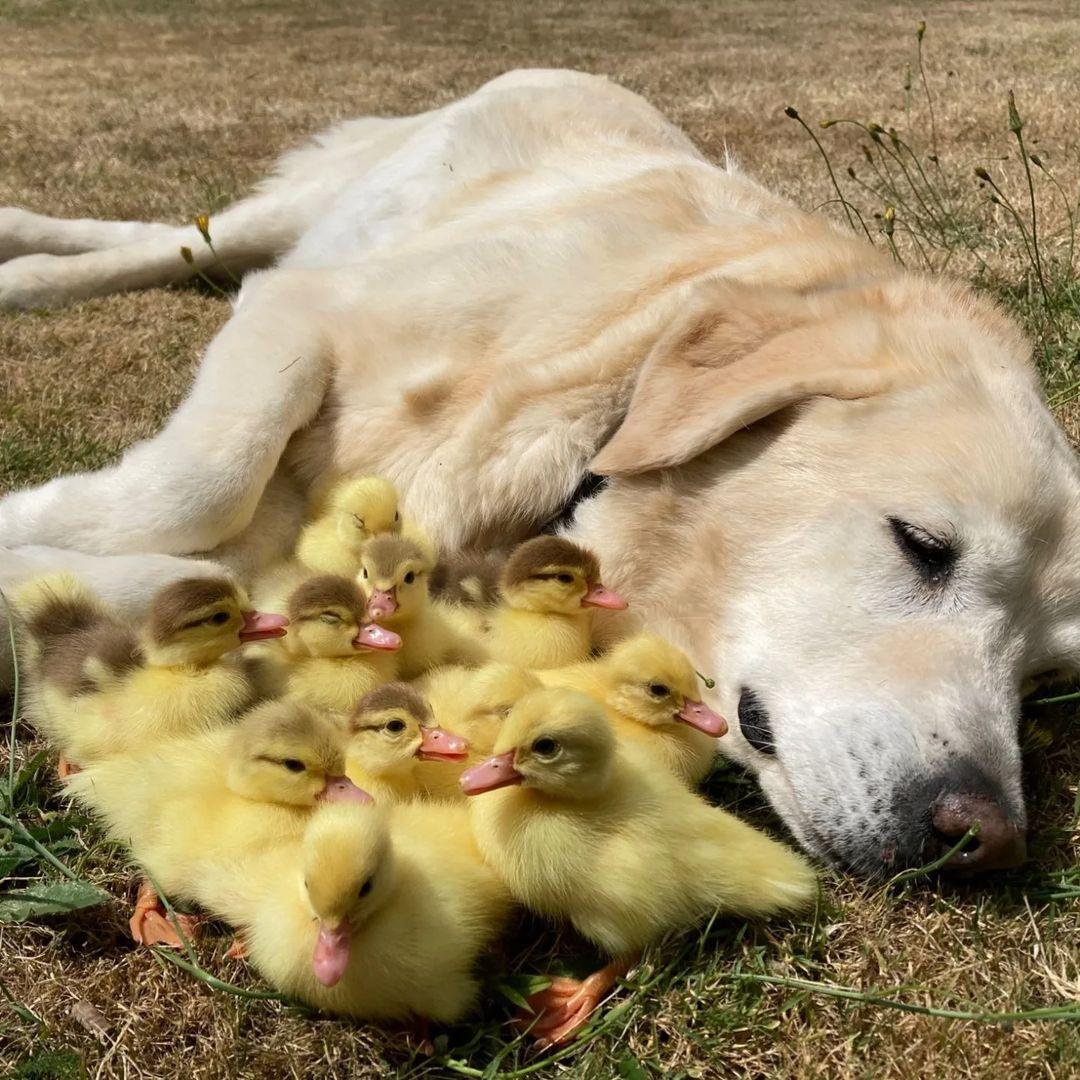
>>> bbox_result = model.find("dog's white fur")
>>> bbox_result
[3,70,1079,873]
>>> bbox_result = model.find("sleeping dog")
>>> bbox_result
[3,69,1079,875]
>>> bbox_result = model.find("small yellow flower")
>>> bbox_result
[179,246,194,264]
[195,214,211,240]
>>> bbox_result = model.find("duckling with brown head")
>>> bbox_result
[484,537,628,669]
[13,573,288,773]
[273,574,401,713]
[359,536,487,678]
[344,682,468,802]
[462,687,814,1045]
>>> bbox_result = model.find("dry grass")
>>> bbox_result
[2,1,1079,1077]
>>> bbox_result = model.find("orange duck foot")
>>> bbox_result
[225,934,249,961]
[56,754,81,780]
[406,1018,435,1057]
[517,959,634,1048]
[129,878,203,949]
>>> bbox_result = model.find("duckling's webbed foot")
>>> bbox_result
[405,1018,435,1057]
[129,878,203,949]
[224,933,249,960]
[518,959,633,1048]
[56,754,81,780]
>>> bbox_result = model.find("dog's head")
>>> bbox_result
[581,276,1080,876]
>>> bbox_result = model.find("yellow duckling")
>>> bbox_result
[65,699,370,947]
[200,799,512,1023]
[418,663,542,800]
[483,537,628,669]
[462,688,816,1046]
[295,475,400,577]
[13,573,288,774]
[269,574,402,713]
[537,633,727,786]
[429,548,506,608]
[344,682,468,802]
[359,536,487,679]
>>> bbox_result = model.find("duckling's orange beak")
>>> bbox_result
[318,775,374,804]
[416,725,469,762]
[352,623,402,651]
[366,588,398,619]
[581,582,628,610]
[313,920,352,986]
[460,750,522,795]
[238,611,290,642]
[676,699,728,737]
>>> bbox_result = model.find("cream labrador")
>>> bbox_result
[2,69,1079,876]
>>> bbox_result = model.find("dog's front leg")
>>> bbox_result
[0,268,340,558]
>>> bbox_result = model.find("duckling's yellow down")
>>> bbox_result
[64,701,347,904]
[467,689,816,960]
[199,801,512,1022]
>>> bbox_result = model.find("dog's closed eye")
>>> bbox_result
[888,517,956,586]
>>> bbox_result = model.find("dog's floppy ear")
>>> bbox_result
[591,282,894,476]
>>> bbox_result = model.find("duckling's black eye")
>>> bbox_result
[209,611,230,626]
[385,718,407,734]
[358,877,373,898]
[648,683,670,698]
[361,568,369,579]
[394,512,400,522]
[282,758,306,773]
[320,611,342,625]
[556,573,574,585]
[352,514,365,529]
[531,736,560,757]
[403,571,415,585]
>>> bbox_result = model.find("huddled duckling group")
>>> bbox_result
[12,475,816,1047]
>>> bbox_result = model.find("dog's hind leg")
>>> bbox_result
[0,208,182,262]
[0,190,303,309]
[0,267,343,558]
[0,113,429,306]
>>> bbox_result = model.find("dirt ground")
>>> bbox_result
[2,1,1079,1078]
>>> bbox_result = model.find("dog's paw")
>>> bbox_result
[0,252,72,309]
[0,207,38,263]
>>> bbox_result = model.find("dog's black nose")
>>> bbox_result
[931,791,1026,872]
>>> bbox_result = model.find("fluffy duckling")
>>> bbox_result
[538,633,727,786]
[344,682,468,802]
[270,575,402,713]
[13,573,288,773]
[429,549,506,608]
[200,799,512,1023]
[462,688,816,1045]
[295,476,400,577]
[65,699,369,947]
[483,537,628,669]
[418,663,543,800]
[359,536,487,679]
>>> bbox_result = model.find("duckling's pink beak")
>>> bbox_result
[238,610,290,642]
[317,775,374,804]
[676,699,728,737]
[313,920,352,986]
[460,750,522,795]
[352,623,401,651]
[417,725,469,762]
[581,582,628,610]
[366,589,398,619]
